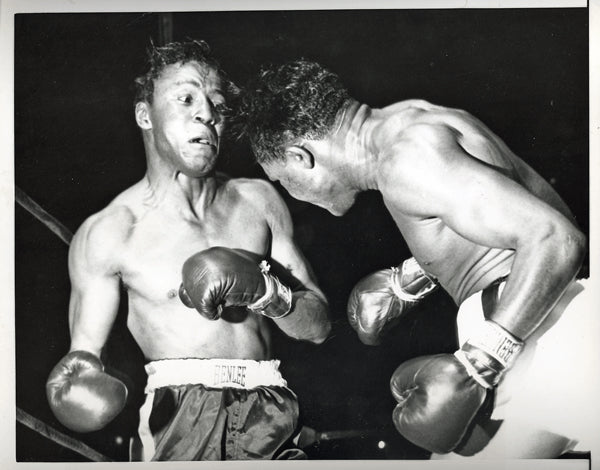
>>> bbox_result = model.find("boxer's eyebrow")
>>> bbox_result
[172,79,224,97]
[173,79,202,88]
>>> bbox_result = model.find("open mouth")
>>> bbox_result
[189,137,214,147]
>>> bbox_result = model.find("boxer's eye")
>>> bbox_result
[178,94,193,104]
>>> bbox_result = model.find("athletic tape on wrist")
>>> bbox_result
[466,320,523,369]
[390,259,437,302]
[246,261,292,318]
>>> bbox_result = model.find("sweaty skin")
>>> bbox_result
[68,61,330,363]
[264,98,585,342]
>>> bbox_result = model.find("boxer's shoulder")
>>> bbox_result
[375,121,470,219]
[70,188,139,267]
[69,206,131,275]
[223,177,286,209]
[378,122,452,177]
[223,178,292,235]
[381,98,438,114]
[380,100,475,140]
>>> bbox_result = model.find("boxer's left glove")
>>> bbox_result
[46,350,128,433]
[347,257,437,345]
[179,246,292,320]
[390,320,523,454]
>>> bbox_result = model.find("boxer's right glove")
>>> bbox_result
[347,257,437,345]
[46,351,128,433]
[179,246,293,320]
[390,320,523,454]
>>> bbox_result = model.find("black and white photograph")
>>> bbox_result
[1,0,598,468]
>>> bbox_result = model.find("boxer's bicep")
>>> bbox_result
[255,181,330,342]
[67,215,122,357]
[263,186,325,302]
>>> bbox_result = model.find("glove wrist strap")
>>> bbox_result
[247,261,292,319]
[456,320,524,389]
[453,349,494,389]
[390,258,437,302]
[465,320,524,369]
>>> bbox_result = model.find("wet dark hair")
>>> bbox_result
[133,39,239,106]
[237,60,351,164]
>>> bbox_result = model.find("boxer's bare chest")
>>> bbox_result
[117,198,271,305]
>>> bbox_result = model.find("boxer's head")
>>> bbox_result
[133,40,239,177]
[239,60,359,215]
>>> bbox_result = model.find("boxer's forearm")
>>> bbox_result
[273,290,331,344]
[490,223,586,340]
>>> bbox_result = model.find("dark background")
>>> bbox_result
[14,8,589,461]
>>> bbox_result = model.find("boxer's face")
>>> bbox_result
[137,61,227,177]
[262,145,358,216]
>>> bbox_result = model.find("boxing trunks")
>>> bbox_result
[130,358,305,461]
[453,276,600,457]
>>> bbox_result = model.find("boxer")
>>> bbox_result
[46,43,331,461]
[238,60,596,459]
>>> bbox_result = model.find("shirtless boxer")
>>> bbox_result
[45,43,331,461]
[239,60,598,460]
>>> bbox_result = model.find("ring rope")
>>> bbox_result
[16,186,73,245]
[17,408,112,462]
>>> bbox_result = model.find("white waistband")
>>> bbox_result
[144,358,287,392]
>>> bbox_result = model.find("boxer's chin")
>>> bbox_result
[324,197,356,217]
[326,206,347,217]
[182,156,218,178]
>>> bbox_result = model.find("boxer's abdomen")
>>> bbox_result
[127,302,272,362]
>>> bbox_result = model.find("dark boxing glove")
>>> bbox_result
[179,246,292,320]
[347,257,437,345]
[46,350,128,433]
[390,320,523,454]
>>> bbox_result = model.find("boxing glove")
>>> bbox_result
[347,257,437,345]
[179,246,292,320]
[46,350,128,433]
[390,319,523,453]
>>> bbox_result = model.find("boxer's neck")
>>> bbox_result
[143,161,219,217]
[328,100,384,191]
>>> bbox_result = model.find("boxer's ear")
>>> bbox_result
[285,145,314,169]
[135,102,152,130]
